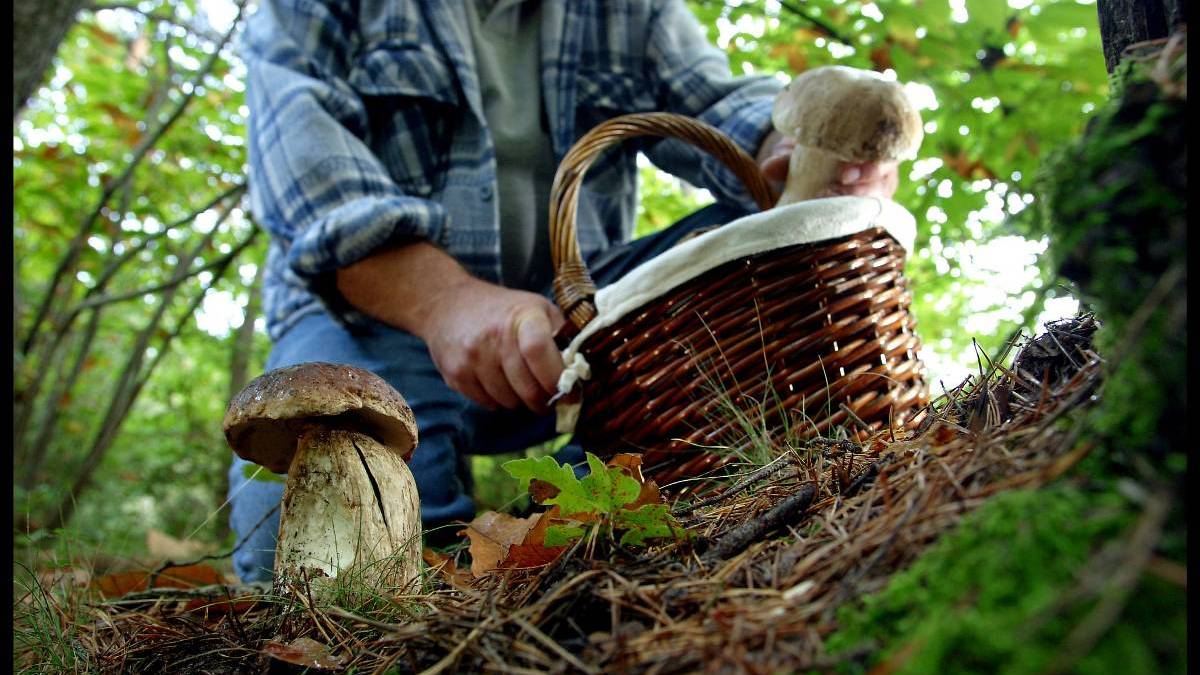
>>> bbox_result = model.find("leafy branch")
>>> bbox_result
[19,0,246,359]
[39,206,259,531]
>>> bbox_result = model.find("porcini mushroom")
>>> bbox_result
[771,65,924,206]
[223,362,422,590]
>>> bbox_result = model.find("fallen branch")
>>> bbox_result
[711,483,817,560]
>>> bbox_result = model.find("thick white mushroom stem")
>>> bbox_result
[776,144,846,207]
[276,428,422,591]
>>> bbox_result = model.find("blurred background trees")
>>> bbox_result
[13,0,1113,560]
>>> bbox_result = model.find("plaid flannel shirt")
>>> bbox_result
[244,0,784,340]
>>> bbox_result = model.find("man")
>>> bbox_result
[229,0,897,582]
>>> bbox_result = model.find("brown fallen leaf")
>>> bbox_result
[146,528,215,561]
[263,637,344,670]
[90,563,228,598]
[462,511,540,577]
[422,548,475,590]
[464,452,669,577]
[608,453,662,509]
[501,510,568,570]
[929,424,960,447]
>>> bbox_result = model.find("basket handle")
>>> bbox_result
[549,112,779,331]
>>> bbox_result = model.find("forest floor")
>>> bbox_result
[17,314,1182,674]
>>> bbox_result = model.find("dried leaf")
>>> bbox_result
[606,453,645,479]
[422,548,475,589]
[502,511,569,569]
[146,528,214,560]
[90,563,227,598]
[462,511,539,576]
[608,453,662,509]
[930,424,959,446]
[263,637,344,670]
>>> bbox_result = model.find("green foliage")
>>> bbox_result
[503,453,688,548]
[14,1,267,553]
[635,165,715,237]
[470,434,571,515]
[826,485,1183,674]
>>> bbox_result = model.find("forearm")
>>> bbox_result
[337,240,566,412]
[335,240,474,338]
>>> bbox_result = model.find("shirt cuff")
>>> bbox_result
[286,195,449,329]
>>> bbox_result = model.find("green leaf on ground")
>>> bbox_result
[502,453,685,549]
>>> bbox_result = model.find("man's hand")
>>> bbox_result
[419,279,565,413]
[757,134,900,201]
[336,241,565,413]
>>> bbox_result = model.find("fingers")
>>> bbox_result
[759,153,791,183]
[496,312,550,413]
[475,340,523,410]
[515,307,564,395]
[437,333,513,410]
[544,301,567,334]
[435,289,568,413]
[448,369,500,411]
[830,161,900,199]
[759,136,795,183]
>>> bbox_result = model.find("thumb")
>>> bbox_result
[514,307,564,393]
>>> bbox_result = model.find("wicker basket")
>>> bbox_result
[549,113,927,485]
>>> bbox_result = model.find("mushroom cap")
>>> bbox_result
[772,65,924,163]
[223,362,418,473]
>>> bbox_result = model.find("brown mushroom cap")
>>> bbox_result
[772,65,924,163]
[223,362,418,473]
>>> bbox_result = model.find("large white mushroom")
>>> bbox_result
[772,65,924,206]
[223,362,422,591]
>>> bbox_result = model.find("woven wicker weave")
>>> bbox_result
[549,113,927,485]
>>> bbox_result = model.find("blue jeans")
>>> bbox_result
[227,202,749,581]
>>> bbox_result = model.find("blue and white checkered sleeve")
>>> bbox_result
[641,0,784,211]
[244,1,447,325]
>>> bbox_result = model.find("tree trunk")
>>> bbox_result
[1096,0,1187,73]
[13,0,90,119]
[217,259,266,541]
[227,261,266,404]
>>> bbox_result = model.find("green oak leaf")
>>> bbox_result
[544,524,588,548]
[579,453,642,513]
[615,504,687,547]
[502,454,594,516]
